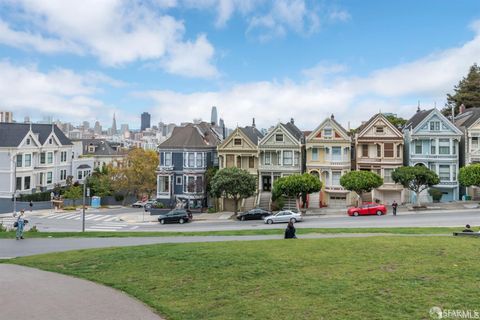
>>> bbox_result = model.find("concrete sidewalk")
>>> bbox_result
[0,264,162,320]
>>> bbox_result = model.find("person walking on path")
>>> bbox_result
[284,220,297,239]
[29,200,33,212]
[14,209,26,240]
[392,200,398,216]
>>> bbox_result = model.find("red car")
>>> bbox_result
[347,202,387,216]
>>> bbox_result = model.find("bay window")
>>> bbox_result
[158,176,170,194]
[439,139,450,155]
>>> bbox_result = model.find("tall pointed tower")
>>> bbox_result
[112,113,117,135]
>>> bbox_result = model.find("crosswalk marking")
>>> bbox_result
[130,226,139,230]
[47,213,72,219]
[104,216,120,222]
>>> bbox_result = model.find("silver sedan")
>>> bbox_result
[264,210,303,224]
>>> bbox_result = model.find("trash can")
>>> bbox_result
[91,196,101,208]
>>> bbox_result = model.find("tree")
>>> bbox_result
[385,115,407,129]
[442,63,480,117]
[272,173,322,210]
[88,164,113,197]
[391,166,439,206]
[63,185,83,208]
[210,167,256,214]
[458,164,480,190]
[109,148,159,201]
[340,171,383,204]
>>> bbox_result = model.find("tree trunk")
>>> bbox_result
[415,191,421,206]
[357,192,362,207]
[233,198,239,215]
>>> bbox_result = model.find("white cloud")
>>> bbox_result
[0,0,218,78]
[140,21,480,130]
[328,9,351,22]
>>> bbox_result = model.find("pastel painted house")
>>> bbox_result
[404,108,462,202]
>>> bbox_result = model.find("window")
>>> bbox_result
[46,172,53,184]
[158,176,170,193]
[415,141,422,154]
[332,147,342,161]
[184,176,196,193]
[23,154,31,167]
[275,134,284,142]
[249,156,254,168]
[312,148,318,161]
[384,143,394,158]
[26,138,31,145]
[472,137,479,149]
[384,168,393,183]
[24,176,31,190]
[47,152,53,164]
[283,151,293,165]
[196,176,203,193]
[332,172,341,186]
[16,154,22,167]
[164,152,172,166]
[226,155,234,168]
[49,138,53,144]
[176,176,182,185]
[40,152,46,164]
[294,152,299,166]
[376,144,381,157]
[196,152,203,167]
[376,126,384,133]
[188,153,195,167]
[439,165,450,181]
[16,177,21,190]
[439,139,450,155]
[430,121,440,131]
[397,145,402,157]
[60,170,67,180]
[265,152,271,165]
[362,145,368,157]
[39,173,44,185]
[453,142,456,155]
[234,138,242,146]
[60,151,67,162]
[431,142,436,155]
[323,129,332,137]
[453,166,457,181]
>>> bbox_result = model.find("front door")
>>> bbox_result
[262,176,272,191]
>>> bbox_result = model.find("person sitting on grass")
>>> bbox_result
[284,221,297,239]
[462,224,474,232]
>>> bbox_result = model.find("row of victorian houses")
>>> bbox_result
[156,106,480,211]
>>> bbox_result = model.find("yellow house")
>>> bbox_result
[306,115,353,208]
[217,124,264,211]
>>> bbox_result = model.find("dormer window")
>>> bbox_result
[430,121,440,131]
[26,138,31,145]
[88,146,95,153]
[323,128,332,137]
[375,126,384,133]
[234,138,242,146]
[275,134,284,142]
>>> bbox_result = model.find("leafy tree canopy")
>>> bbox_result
[63,185,83,207]
[392,166,439,205]
[272,173,322,201]
[442,63,480,117]
[385,115,407,129]
[340,171,383,196]
[458,164,480,188]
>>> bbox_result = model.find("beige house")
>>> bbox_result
[354,113,405,204]
[306,115,353,208]
[217,124,263,211]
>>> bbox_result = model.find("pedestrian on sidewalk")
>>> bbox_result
[392,200,398,216]
[29,200,33,212]
[284,220,297,239]
[14,209,27,240]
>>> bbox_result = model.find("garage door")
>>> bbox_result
[223,199,236,212]
[382,191,401,205]
[328,194,347,208]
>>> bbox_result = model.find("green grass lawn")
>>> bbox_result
[0,226,463,238]
[9,236,479,320]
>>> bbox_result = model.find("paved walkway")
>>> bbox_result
[0,264,162,320]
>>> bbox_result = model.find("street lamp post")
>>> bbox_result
[81,173,90,232]
[13,155,17,215]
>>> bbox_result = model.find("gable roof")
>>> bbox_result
[404,109,434,130]
[76,139,126,156]
[239,126,263,146]
[454,107,480,129]
[282,121,304,141]
[407,108,462,135]
[356,113,403,138]
[159,122,221,149]
[307,116,350,141]
[0,123,72,147]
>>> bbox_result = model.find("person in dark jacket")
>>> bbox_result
[391,200,398,216]
[462,224,474,232]
[284,221,297,239]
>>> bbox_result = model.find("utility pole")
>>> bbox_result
[13,154,17,215]
[81,174,90,232]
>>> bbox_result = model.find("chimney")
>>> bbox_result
[460,103,466,114]
[330,114,335,120]
[290,118,294,124]
[252,118,256,128]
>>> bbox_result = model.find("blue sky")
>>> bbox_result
[0,0,480,130]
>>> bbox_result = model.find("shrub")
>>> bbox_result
[207,207,217,213]
[18,191,53,202]
[428,188,443,202]
[0,223,7,232]
[28,225,39,233]
[152,202,164,209]
[63,206,78,211]
[114,193,124,202]
[271,196,284,211]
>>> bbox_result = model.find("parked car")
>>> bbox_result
[347,202,387,216]
[237,208,272,221]
[157,209,192,224]
[131,200,146,208]
[264,210,302,224]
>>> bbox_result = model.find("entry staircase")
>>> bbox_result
[258,192,271,210]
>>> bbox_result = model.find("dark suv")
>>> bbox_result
[157,209,192,224]
[236,208,272,221]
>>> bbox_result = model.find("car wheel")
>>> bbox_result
[179,218,185,224]
[240,216,245,221]
[267,219,273,224]
[353,211,359,217]
[160,219,165,225]
[376,210,383,216]
[290,218,297,223]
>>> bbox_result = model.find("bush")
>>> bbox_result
[271,196,284,211]
[0,223,7,232]
[114,193,124,202]
[63,206,78,211]
[207,207,217,213]
[428,188,443,202]
[18,191,53,202]
[28,225,39,233]
[152,202,164,209]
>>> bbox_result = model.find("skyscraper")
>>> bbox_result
[94,121,102,135]
[0,111,13,123]
[141,112,151,131]
[210,106,218,125]
[111,113,117,135]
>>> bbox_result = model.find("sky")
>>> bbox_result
[1,0,480,131]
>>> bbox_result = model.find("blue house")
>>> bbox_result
[404,108,462,202]
[156,122,222,208]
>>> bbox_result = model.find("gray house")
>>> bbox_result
[0,123,88,199]
[156,122,222,208]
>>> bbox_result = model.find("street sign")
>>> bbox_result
[86,188,90,197]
